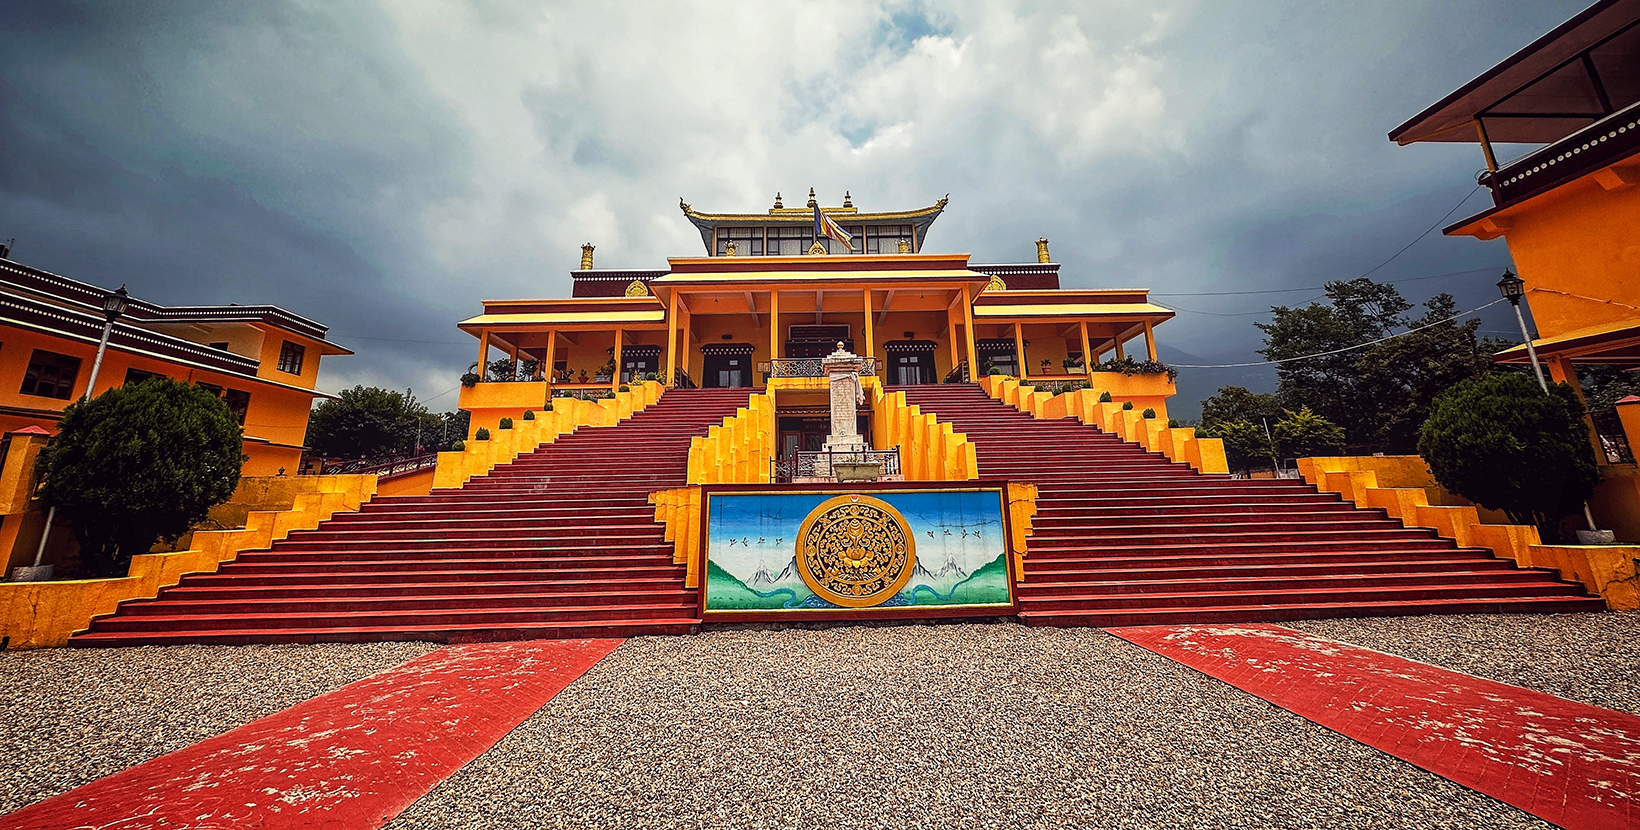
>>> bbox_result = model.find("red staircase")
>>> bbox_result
[896,384,1603,626]
[71,389,755,647]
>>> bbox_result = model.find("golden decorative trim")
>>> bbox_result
[795,494,917,608]
[808,240,828,255]
[986,274,1007,292]
[624,280,650,297]
[897,239,911,253]
[580,243,595,270]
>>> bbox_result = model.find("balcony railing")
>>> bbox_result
[1488,100,1640,208]
[772,448,901,483]
[322,451,440,477]
[768,357,878,378]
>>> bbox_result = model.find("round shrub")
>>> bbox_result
[1099,391,1113,403]
[498,417,514,430]
[619,384,631,392]
[451,439,465,451]
[474,427,491,441]
[1141,408,1156,418]
[1121,401,1134,411]
[522,410,535,421]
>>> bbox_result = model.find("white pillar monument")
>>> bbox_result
[822,342,867,453]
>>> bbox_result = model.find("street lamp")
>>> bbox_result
[18,285,131,582]
[83,285,129,396]
[1497,270,1606,539]
[1498,270,1548,391]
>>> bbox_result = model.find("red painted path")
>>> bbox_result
[4,638,620,830]
[1111,623,1640,830]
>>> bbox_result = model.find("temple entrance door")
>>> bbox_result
[704,354,750,388]
[777,417,830,459]
[886,341,937,385]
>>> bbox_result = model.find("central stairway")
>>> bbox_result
[72,389,754,647]
[897,384,1603,626]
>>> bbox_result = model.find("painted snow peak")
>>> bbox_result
[703,488,1013,616]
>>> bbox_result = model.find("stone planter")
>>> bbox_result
[9,565,55,582]
[834,462,882,483]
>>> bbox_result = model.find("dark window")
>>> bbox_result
[866,224,914,254]
[222,388,250,425]
[277,341,305,374]
[195,382,223,397]
[716,227,764,256]
[621,355,657,382]
[124,368,166,387]
[20,350,81,399]
[208,341,230,350]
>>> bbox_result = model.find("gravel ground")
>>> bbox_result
[387,623,1552,830]
[1287,611,1640,715]
[0,641,436,814]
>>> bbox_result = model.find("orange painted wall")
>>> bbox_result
[0,324,321,473]
[1484,173,1640,339]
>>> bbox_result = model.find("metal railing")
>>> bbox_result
[768,357,878,378]
[772,448,901,483]
[322,451,441,477]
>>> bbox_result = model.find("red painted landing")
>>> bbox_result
[1110,624,1640,830]
[3,638,620,830]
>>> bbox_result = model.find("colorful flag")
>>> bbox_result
[813,204,854,251]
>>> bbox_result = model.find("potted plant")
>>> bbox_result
[1040,358,1053,375]
[1063,356,1084,372]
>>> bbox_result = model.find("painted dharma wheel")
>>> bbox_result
[795,494,917,608]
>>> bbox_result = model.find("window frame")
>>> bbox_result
[19,349,82,400]
[276,340,305,375]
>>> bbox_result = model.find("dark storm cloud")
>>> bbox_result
[0,1,1596,415]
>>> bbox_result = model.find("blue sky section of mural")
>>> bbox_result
[705,490,1009,612]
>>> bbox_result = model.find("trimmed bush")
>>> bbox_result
[451,439,465,451]
[474,427,491,441]
[1168,419,1179,428]
[987,366,1004,376]
[1141,408,1156,418]
[619,384,631,392]
[1121,401,1134,411]
[543,401,553,411]
[522,410,535,420]
[1099,391,1112,403]
[498,417,514,430]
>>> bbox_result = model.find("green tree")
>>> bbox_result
[1200,386,1282,429]
[1208,419,1275,475]
[306,386,445,459]
[1355,294,1489,452]
[1417,373,1599,541]
[1271,407,1346,459]
[35,379,244,577]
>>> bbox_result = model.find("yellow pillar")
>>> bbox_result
[612,328,624,393]
[961,285,978,382]
[1548,355,1603,461]
[544,330,557,392]
[862,288,874,368]
[1079,321,1094,383]
[1144,320,1157,361]
[666,292,679,387]
[770,290,780,375]
[1014,322,1027,380]
[476,329,490,380]
[680,307,692,385]
[1115,332,1126,361]
[947,311,960,373]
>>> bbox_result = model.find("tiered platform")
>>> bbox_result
[896,384,1602,625]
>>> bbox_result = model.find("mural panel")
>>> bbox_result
[702,486,1014,619]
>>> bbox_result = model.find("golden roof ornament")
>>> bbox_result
[986,274,1007,292]
[843,191,853,208]
[896,238,911,253]
[724,240,738,257]
[806,187,817,209]
[808,239,828,255]
[624,280,649,297]
[772,192,783,209]
[1036,238,1051,263]
[580,243,595,270]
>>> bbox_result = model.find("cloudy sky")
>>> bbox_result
[0,1,1590,416]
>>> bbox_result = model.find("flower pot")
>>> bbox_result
[833,462,882,482]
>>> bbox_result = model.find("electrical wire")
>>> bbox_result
[1169,297,1506,368]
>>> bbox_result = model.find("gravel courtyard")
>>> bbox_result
[4,613,1636,829]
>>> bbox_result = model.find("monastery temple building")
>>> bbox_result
[457,190,1178,441]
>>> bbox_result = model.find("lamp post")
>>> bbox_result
[19,286,130,581]
[1498,270,1604,537]
[1498,271,1548,391]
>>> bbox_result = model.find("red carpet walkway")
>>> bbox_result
[1110,624,1640,830]
[4,638,620,830]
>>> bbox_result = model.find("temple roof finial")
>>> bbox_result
[806,188,817,209]
[772,192,783,209]
[843,191,853,208]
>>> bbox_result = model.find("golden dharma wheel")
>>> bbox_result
[795,495,916,608]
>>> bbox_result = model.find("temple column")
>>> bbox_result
[1079,321,1094,384]
[1013,322,1027,380]
[1144,320,1158,361]
[544,330,558,395]
[612,328,624,393]
[769,290,781,381]
[862,288,875,373]
[666,292,679,387]
[947,308,960,376]
[476,329,490,381]
[1548,355,1604,462]
[1115,331,1126,361]
[680,306,692,385]
[961,285,978,382]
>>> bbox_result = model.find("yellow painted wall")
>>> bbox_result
[1483,174,1640,339]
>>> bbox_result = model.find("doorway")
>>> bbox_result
[884,340,938,385]
[702,344,755,388]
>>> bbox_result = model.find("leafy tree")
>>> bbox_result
[307,386,446,460]
[1417,374,1599,541]
[1577,364,1640,415]
[35,379,243,577]
[1200,386,1282,429]
[1257,278,1492,452]
[1208,419,1275,475]
[1271,407,1345,459]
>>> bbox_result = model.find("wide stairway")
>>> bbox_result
[897,384,1603,626]
[72,388,754,646]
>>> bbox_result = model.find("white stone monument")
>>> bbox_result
[822,342,867,453]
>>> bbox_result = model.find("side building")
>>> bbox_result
[1390,0,1640,536]
[456,191,1177,450]
[0,254,352,475]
